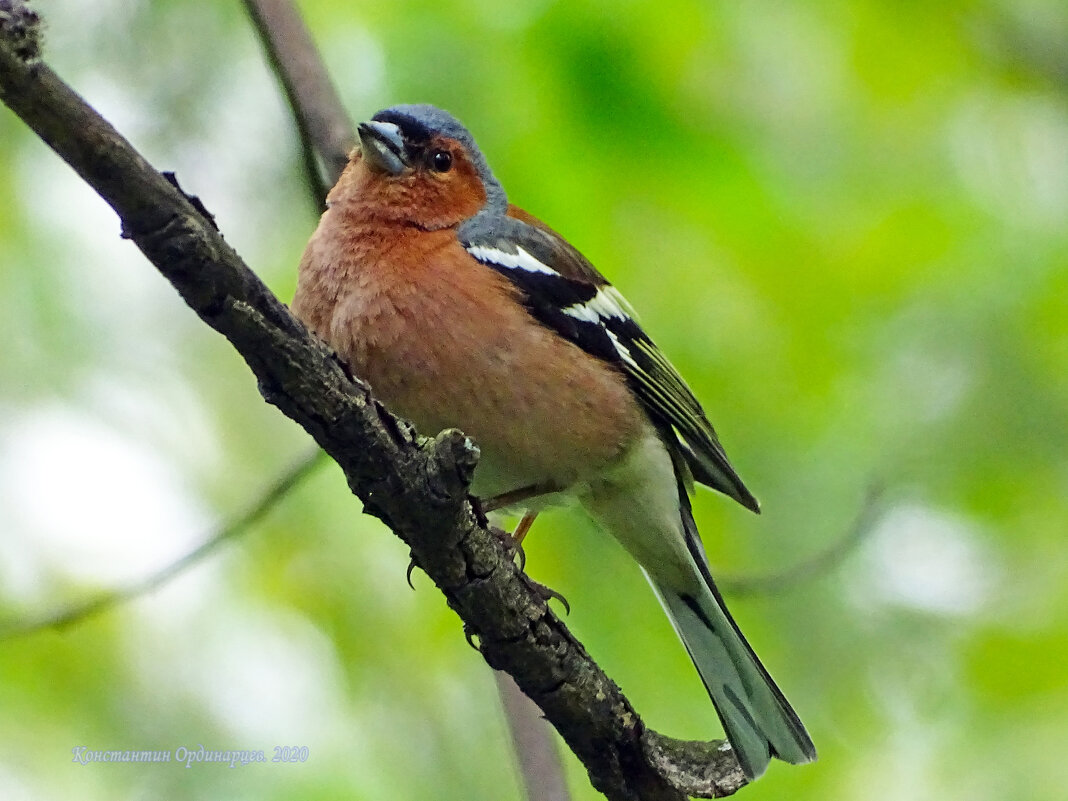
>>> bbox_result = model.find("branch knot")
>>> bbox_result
[0,0,42,62]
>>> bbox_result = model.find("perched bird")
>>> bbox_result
[292,104,816,779]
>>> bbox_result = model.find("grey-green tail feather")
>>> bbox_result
[648,491,816,779]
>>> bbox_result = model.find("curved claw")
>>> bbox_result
[488,524,526,572]
[528,578,570,616]
[469,495,489,527]
[463,624,481,652]
[488,514,534,573]
[406,556,418,590]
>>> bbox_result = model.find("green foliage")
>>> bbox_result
[1,0,1065,798]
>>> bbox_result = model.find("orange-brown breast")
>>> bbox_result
[292,173,645,496]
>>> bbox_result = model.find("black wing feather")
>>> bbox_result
[460,211,759,512]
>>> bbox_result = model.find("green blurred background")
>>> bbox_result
[1,0,1066,798]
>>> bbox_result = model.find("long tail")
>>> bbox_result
[648,493,817,779]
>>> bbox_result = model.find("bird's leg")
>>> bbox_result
[474,482,556,570]
[501,511,538,572]
[487,512,536,572]
[512,511,538,546]
[476,486,570,614]
[502,511,571,614]
[478,480,562,513]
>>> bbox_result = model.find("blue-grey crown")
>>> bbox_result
[371,104,507,215]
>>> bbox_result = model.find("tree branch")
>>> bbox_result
[0,6,744,798]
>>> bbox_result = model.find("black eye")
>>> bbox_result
[430,149,452,172]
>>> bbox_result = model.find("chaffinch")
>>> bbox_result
[291,104,816,779]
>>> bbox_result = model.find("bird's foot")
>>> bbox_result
[490,524,527,572]
[525,576,570,616]
[463,623,481,652]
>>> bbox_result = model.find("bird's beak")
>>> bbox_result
[357,121,409,176]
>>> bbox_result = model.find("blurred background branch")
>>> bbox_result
[242,0,355,201]
[721,483,884,597]
[0,449,326,640]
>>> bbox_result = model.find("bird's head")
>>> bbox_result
[345,104,505,230]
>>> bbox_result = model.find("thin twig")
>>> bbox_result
[722,483,884,597]
[242,0,355,203]
[0,449,326,641]
[495,670,573,801]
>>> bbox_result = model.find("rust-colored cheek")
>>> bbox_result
[436,158,488,222]
[324,154,488,231]
[403,158,487,229]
